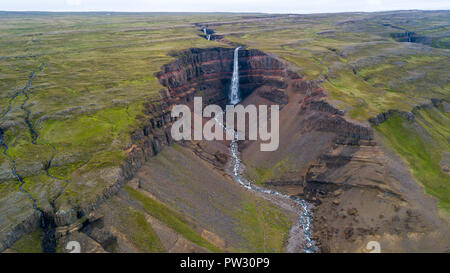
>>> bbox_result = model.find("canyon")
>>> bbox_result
[153,46,449,252]
[0,11,449,253]
[55,47,449,252]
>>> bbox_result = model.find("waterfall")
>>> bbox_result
[203,28,211,41]
[406,31,412,42]
[219,46,316,253]
[202,28,211,41]
[226,130,316,252]
[229,47,241,105]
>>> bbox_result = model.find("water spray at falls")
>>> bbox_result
[220,47,316,253]
[229,47,241,105]
[203,28,211,40]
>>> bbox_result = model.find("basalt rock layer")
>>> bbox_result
[0,100,176,251]
[1,47,294,252]
[156,47,288,107]
[238,63,449,252]
[54,101,176,227]
[53,48,299,252]
[3,46,448,253]
[368,98,448,126]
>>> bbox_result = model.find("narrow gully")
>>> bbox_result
[0,90,20,120]
[0,63,57,252]
[45,144,71,205]
[0,130,56,252]
[20,64,44,144]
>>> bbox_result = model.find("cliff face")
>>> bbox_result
[236,57,449,252]
[299,87,373,145]
[0,100,176,251]
[156,47,288,107]
[295,95,449,252]
[368,98,447,126]
[54,101,175,228]
[4,46,447,253]
[51,48,299,252]
[390,31,437,47]
[118,48,450,253]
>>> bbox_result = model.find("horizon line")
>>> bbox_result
[0,9,448,15]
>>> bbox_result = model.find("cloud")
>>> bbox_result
[66,0,82,6]
[366,0,382,6]
[2,0,450,13]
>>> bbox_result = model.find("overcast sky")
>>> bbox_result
[1,0,449,13]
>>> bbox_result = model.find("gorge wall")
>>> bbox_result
[0,100,176,251]
[4,46,447,253]
[155,47,288,107]
[60,47,302,252]
[0,47,293,252]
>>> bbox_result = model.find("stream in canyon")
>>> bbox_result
[202,28,211,40]
[221,47,316,253]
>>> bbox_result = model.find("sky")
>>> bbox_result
[1,0,449,13]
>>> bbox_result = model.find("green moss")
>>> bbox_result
[3,139,53,177]
[252,167,271,185]
[125,186,222,252]
[36,105,140,174]
[9,230,42,253]
[39,113,114,149]
[0,14,222,214]
[22,172,66,209]
[233,200,290,252]
[322,69,409,120]
[118,207,165,252]
[376,110,450,212]
[78,150,126,174]
[246,156,296,185]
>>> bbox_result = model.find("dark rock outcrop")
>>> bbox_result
[0,210,41,251]
[368,109,414,125]
[368,98,446,126]
[390,31,436,47]
[53,101,175,227]
[156,47,288,107]
[256,86,289,104]
[300,87,373,144]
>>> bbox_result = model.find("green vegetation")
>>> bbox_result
[117,207,165,252]
[233,200,290,252]
[247,157,296,186]
[9,230,41,253]
[128,145,292,252]
[1,11,448,202]
[125,186,222,252]
[0,10,449,251]
[376,108,450,212]
[222,11,450,217]
[0,12,226,213]
[224,12,449,121]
